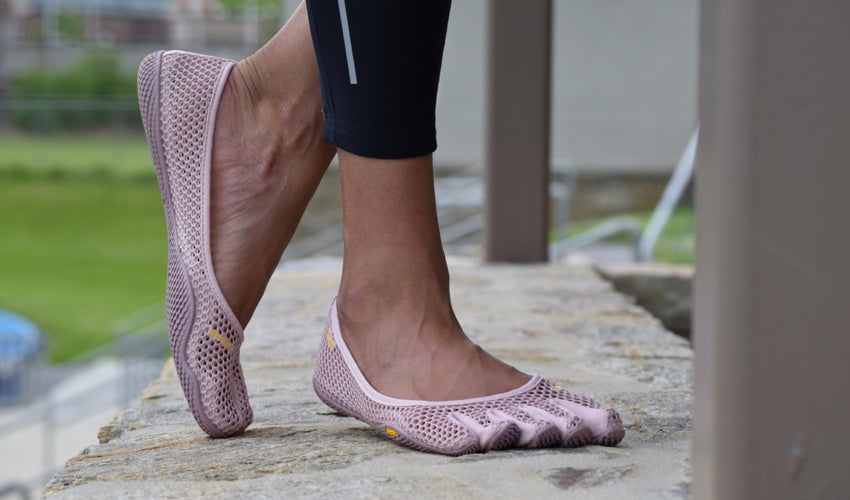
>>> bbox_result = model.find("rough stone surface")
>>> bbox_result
[596,263,694,339]
[45,259,693,499]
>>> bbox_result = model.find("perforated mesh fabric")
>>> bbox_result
[138,51,252,438]
[312,300,625,455]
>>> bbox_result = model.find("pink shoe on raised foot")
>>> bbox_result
[138,50,252,438]
[313,299,625,455]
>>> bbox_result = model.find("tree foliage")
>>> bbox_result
[8,48,139,131]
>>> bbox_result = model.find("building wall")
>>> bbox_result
[436,0,698,173]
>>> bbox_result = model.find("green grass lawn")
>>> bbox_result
[555,206,695,264]
[0,134,154,180]
[0,163,166,362]
[646,206,695,264]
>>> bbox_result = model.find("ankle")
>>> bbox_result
[339,252,451,304]
[231,56,266,110]
[220,58,326,176]
[335,282,463,376]
[337,273,455,342]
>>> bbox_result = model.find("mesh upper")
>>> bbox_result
[312,301,624,455]
[139,51,252,437]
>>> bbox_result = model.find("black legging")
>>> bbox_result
[306,0,452,159]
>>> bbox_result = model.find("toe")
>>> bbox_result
[549,398,624,446]
[519,404,589,448]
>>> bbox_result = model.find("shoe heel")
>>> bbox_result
[137,51,163,140]
[138,51,171,204]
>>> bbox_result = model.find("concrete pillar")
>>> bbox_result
[694,1,850,499]
[484,0,551,262]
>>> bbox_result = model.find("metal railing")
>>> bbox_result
[0,97,140,132]
[0,304,166,497]
[549,126,698,261]
[637,126,699,261]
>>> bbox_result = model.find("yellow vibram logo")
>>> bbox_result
[386,428,398,438]
[209,328,234,349]
[326,329,336,348]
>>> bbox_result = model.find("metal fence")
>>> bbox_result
[0,97,140,133]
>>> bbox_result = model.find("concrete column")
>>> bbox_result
[694,1,850,499]
[484,0,551,262]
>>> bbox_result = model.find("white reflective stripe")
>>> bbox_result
[336,0,358,85]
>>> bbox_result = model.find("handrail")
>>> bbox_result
[0,97,139,111]
[637,126,698,261]
[549,216,643,260]
[549,126,698,262]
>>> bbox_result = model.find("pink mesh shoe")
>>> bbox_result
[313,299,625,455]
[138,50,252,438]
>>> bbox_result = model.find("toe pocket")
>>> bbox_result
[519,404,589,448]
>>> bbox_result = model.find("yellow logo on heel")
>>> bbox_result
[386,428,398,438]
[209,328,234,349]
[326,329,336,348]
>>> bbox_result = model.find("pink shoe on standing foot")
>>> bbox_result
[313,299,625,455]
[138,50,252,437]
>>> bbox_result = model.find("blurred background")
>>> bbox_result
[0,0,696,496]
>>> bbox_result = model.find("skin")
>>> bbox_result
[210,2,529,401]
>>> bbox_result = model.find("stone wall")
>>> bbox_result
[45,260,693,499]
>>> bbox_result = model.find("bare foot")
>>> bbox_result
[209,60,335,326]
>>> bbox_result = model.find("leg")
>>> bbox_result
[306,0,624,453]
[306,0,520,401]
[336,152,529,401]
